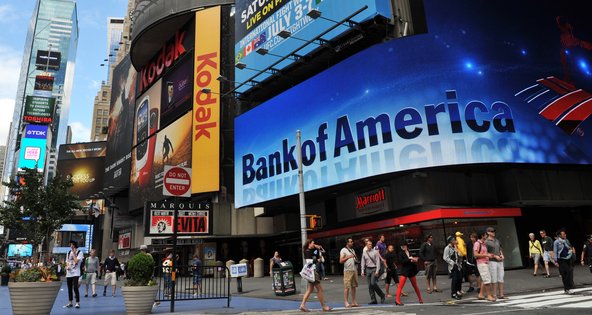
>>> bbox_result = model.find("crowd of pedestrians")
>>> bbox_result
[296,227,591,311]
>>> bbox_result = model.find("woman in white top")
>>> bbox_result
[65,240,84,309]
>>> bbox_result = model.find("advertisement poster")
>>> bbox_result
[134,79,161,147]
[57,158,104,200]
[160,54,193,128]
[145,201,212,236]
[129,111,192,210]
[235,0,592,207]
[58,142,107,160]
[105,55,136,190]
[118,229,132,250]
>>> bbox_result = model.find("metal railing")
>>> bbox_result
[154,265,230,308]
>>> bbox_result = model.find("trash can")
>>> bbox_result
[272,261,296,296]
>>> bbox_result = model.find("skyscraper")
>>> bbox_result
[2,0,78,190]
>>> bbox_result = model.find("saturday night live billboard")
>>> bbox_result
[234,0,391,92]
[234,0,592,208]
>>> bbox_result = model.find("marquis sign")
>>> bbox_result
[145,200,212,236]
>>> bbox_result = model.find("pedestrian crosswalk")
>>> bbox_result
[471,286,592,309]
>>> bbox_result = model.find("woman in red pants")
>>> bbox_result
[396,242,423,306]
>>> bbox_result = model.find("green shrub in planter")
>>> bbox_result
[125,252,155,286]
[15,267,58,282]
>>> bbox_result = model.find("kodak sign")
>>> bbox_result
[140,29,187,94]
[192,6,221,193]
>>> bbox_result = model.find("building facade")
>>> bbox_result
[90,83,111,141]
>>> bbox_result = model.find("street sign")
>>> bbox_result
[163,166,191,197]
[230,263,248,278]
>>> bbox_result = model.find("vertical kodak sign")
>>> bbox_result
[193,6,221,193]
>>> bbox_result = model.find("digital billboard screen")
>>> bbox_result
[59,142,107,160]
[33,75,54,97]
[234,0,592,208]
[53,224,93,254]
[57,158,105,200]
[35,50,61,70]
[105,55,136,190]
[129,111,192,210]
[8,244,33,257]
[23,96,55,124]
[18,137,47,172]
[234,0,392,93]
[160,54,193,128]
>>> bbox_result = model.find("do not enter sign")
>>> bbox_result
[163,166,192,197]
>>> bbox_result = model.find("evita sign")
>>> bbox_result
[145,200,211,236]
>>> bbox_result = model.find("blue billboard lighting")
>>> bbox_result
[521,49,527,56]
[579,59,591,76]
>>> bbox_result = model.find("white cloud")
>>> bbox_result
[69,121,91,143]
[0,44,22,146]
[0,98,15,146]
[0,4,18,24]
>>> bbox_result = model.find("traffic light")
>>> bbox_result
[306,215,322,231]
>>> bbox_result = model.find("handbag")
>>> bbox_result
[299,263,316,283]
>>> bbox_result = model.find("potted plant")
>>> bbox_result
[122,252,158,314]
[8,266,61,315]
[1,265,11,286]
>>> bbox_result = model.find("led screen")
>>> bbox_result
[160,54,193,128]
[234,0,592,208]
[53,224,93,254]
[18,138,47,172]
[8,244,33,257]
[234,0,391,93]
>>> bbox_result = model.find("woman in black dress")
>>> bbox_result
[395,242,423,306]
[299,239,332,312]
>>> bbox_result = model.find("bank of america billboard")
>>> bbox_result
[234,0,592,208]
[234,0,391,93]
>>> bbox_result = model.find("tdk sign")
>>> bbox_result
[25,125,49,139]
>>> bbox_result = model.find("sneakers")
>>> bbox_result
[84,294,88,298]
[92,293,97,297]
[64,304,73,308]
[75,303,80,309]
[565,289,575,295]
[467,287,475,293]
[452,294,461,300]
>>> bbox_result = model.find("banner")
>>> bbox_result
[118,228,132,250]
[192,7,221,193]
[234,0,592,207]
[144,200,212,236]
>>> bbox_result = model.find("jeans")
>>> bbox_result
[558,259,574,291]
[67,276,80,303]
[450,265,462,297]
[365,267,384,302]
[317,262,326,278]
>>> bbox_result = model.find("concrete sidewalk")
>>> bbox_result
[227,265,592,306]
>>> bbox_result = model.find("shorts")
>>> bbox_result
[193,275,202,285]
[543,251,552,262]
[104,272,117,286]
[343,270,358,288]
[84,272,97,285]
[477,263,491,284]
[531,253,541,264]
[386,268,399,285]
[488,261,504,283]
[424,261,437,280]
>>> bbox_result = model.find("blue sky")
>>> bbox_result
[0,0,128,145]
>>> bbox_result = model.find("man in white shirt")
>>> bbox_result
[339,237,359,308]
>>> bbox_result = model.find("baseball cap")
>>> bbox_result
[447,236,455,244]
[486,227,496,232]
[140,245,148,250]
[455,231,464,237]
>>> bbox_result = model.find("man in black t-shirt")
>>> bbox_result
[103,250,120,297]
[540,230,554,278]
[581,236,592,273]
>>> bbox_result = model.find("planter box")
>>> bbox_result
[8,281,61,315]
[122,285,159,315]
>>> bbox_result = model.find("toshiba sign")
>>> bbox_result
[192,6,221,193]
[139,22,194,95]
